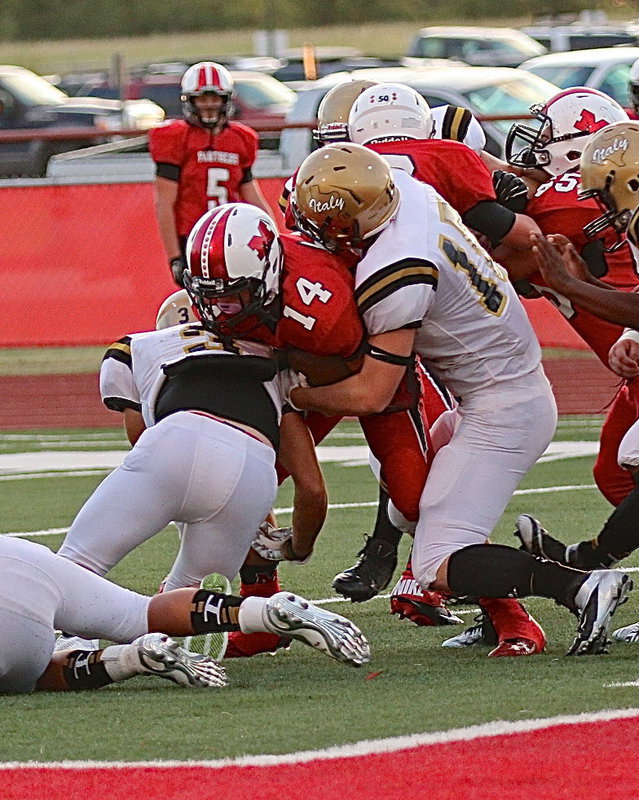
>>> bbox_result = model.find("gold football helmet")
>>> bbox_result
[292,143,400,253]
[580,120,639,248]
[314,80,378,145]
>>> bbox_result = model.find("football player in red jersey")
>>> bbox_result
[494,88,639,512]
[183,203,464,657]
[149,62,273,287]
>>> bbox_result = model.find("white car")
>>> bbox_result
[278,65,561,171]
[519,46,639,108]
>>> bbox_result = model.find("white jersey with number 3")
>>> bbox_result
[355,168,541,398]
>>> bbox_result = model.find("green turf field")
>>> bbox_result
[2,416,638,763]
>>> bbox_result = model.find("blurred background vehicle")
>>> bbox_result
[404,26,547,68]
[269,47,402,88]
[521,23,639,52]
[518,46,639,108]
[0,64,164,177]
[52,63,296,150]
[278,65,561,171]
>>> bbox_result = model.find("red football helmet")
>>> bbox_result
[506,87,628,177]
[181,61,235,130]
[184,204,283,337]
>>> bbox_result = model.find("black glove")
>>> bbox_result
[492,169,529,214]
[169,255,186,287]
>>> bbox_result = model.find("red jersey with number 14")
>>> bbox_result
[274,234,363,357]
[526,169,639,366]
[149,119,258,237]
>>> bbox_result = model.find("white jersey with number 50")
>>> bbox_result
[355,169,541,398]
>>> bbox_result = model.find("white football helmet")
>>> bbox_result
[155,289,197,330]
[348,83,434,145]
[506,87,629,177]
[181,61,235,129]
[183,203,283,336]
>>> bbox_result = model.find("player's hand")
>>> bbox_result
[609,338,639,379]
[492,169,529,213]
[531,233,585,291]
[169,255,186,287]
[251,522,294,561]
[251,522,312,564]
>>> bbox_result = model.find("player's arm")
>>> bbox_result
[154,175,183,281]
[531,232,639,327]
[276,410,327,560]
[290,328,415,417]
[124,408,146,446]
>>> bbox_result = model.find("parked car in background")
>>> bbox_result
[270,47,402,88]
[0,64,164,178]
[278,65,561,171]
[521,22,639,52]
[54,64,296,150]
[404,27,546,68]
[518,46,639,109]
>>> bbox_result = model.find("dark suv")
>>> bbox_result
[0,65,163,178]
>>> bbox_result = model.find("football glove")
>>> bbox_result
[492,169,529,214]
[169,255,186,287]
[251,523,311,564]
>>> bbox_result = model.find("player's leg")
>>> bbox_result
[516,417,639,570]
[57,414,208,576]
[593,384,638,506]
[162,422,277,588]
[413,371,633,654]
[335,361,454,606]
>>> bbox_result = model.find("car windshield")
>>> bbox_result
[2,70,68,106]
[524,65,595,89]
[462,74,558,135]
[234,78,295,109]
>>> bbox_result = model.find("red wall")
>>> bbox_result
[0,179,588,349]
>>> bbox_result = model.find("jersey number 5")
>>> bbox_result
[207,167,231,207]
[282,277,332,330]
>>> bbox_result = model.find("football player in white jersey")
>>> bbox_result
[0,536,368,694]
[287,142,633,655]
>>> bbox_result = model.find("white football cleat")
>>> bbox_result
[263,592,370,667]
[567,570,633,656]
[612,620,639,643]
[136,633,227,688]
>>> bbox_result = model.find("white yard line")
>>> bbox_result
[2,707,637,769]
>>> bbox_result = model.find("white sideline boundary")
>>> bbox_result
[2,707,638,770]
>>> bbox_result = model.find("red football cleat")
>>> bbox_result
[488,638,542,657]
[225,630,291,659]
[390,566,463,626]
[479,597,546,655]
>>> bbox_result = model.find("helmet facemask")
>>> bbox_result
[506,104,587,174]
[182,90,233,131]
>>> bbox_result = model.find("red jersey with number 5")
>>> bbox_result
[525,169,639,365]
[149,119,258,238]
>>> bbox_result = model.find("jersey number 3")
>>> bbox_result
[282,277,332,330]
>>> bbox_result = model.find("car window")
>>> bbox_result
[411,37,446,58]
[463,74,557,136]
[598,63,632,106]
[234,78,295,109]
[524,65,595,89]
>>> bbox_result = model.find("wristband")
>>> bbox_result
[617,329,639,346]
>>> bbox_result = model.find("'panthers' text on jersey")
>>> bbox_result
[149,120,258,237]
[355,169,541,398]
[100,324,285,431]
[526,169,639,366]
[367,138,496,217]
